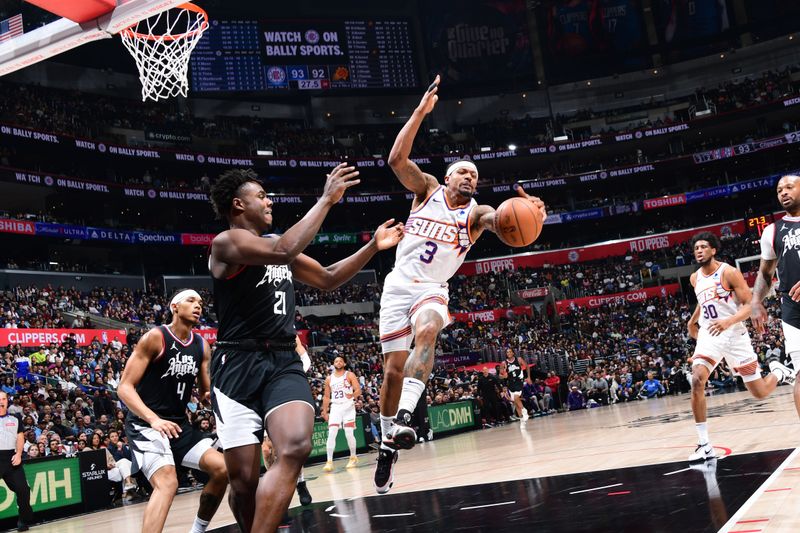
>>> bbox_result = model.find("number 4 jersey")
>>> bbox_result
[134,325,204,423]
[694,263,746,335]
[392,185,477,284]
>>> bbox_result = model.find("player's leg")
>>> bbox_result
[324,420,340,472]
[782,321,800,418]
[296,470,312,506]
[729,332,795,399]
[689,353,718,462]
[255,401,315,533]
[190,446,228,533]
[222,444,261,531]
[142,465,178,533]
[387,309,445,449]
[343,414,358,467]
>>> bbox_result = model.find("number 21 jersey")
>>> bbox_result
[392,186,477,284]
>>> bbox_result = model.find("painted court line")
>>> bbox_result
[330,513,351,518]
[663,467,692,476]
[764,488,791,493]
[373,513,416,518]
[461,501,515,511]
[325,505,335,512]
[569,483,623,494]
[735,519,769,524]
[607,491,631,496]
[719,447,800,533]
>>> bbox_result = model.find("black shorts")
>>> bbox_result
[125,416,214,480]
[210,348,313,450]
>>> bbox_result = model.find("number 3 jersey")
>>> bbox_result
[694,263,746,335]
[392,185,477,284]
[134,325,204,423]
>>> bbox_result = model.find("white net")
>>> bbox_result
[120,4,208,102]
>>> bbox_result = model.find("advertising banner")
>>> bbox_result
[458,219,745,275]
[451,306,532,323]
[77,450,110,512]
[0,329,127,347]
[427,400,478,435]
[435,352,482,367]
[517,287,549,299]
[0,456,81,519]
[556,284,681,313]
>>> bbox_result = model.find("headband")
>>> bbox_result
[170,289,202,307]
[445,160,478,178]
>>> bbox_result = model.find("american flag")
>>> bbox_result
[0,14,23,43]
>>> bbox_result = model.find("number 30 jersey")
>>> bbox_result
[392,186,477,284]
[694,263,746,335]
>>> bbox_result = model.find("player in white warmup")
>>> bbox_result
[687,232,795,463]
[373,75,547,494]
[321,356,362,472]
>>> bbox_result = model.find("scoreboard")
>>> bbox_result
[745,213,774,237]
[190,19,419,92]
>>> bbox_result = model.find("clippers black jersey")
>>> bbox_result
[213,260,296,342]
[506,357,525,391]
[133,325,204,422]
[773,218,800,325]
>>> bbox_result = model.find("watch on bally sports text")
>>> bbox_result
[745,214,774,238]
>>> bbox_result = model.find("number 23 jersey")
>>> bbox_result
[392,185,477,284]
[694,263,745,335]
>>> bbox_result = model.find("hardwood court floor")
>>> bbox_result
[30,387,800,533]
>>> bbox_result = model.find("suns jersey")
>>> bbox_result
[330,371,354,406]
[391,185,477,284]
[694,263,745,334]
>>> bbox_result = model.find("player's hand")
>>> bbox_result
[202,392,212,408]
[708,318,733,336]
[687,321,699,340]
[416,74,440,115]
[321,163,360,206]
[321,411,329,422]
[11,453,21,466]
[373,219,404,250]
[151,418,182,439]
[790,280,800,301]
[515,183,547,223]
[345,393,354,400]
[751,301,767,334]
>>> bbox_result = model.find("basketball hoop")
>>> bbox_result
[119,3,209,102]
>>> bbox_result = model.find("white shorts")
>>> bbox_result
[782,321,800,365]
[692,328,760,383]
[379,272,451,353]
[510,391,522,399]
[126,419,215,481]
[328,403,356,426]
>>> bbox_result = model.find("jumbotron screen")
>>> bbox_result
[189,19,419,92]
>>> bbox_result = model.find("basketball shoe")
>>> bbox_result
[296,480,312,506]
[322,460,334,472]
[768,358,796,385]
[688,442,716,463]
[374,448,398,494]
[346,456,359,469]
[382,409,417,450]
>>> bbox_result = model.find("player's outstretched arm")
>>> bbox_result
[387,75,440,198]
[117,329,182,438]
[708,268,752,336]
[212,163,360,267]
[321,377,331,422]
[291,219,404,290]
[468,184,547,241]
[198,339,212,405]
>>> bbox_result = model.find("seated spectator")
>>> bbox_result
[567,386,586,410]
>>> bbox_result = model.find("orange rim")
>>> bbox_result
[120,3,208,42]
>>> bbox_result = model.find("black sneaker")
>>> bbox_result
[373,448,398,494]
[382,409,417,450]
[16,521,29,532]
[297,480,312,506]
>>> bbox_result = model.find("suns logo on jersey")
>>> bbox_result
[405,216,471,254]
[697,282,731,306]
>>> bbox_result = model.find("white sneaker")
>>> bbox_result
[688,443,716,463]
[521,409,529,421]
[770,360,796,385]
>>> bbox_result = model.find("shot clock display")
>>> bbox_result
[745,214,774,237]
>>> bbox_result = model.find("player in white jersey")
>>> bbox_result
[373,75,547,494]
[321,356,361,472]
[686,232,794,463]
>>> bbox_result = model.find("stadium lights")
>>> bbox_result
[256,150,274,156]
[480,146,492,152]
[49,262,58,266]
[695,109,712,117]
[508,144,517,151]
[553,135,569,142]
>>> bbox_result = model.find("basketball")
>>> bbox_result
[494,197,543,247]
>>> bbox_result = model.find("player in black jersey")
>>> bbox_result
[753,174,800,418]
[118,289,227,533]
[208,165,403,533]
[504,348,529,421]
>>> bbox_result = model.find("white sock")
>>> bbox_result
[344,427,357,456]
[380,415,394,451]
[397,377,425,414]
[695,422,709,445]
[297,472,304,483]
[326,427,339,461]
[190,516,210,533]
